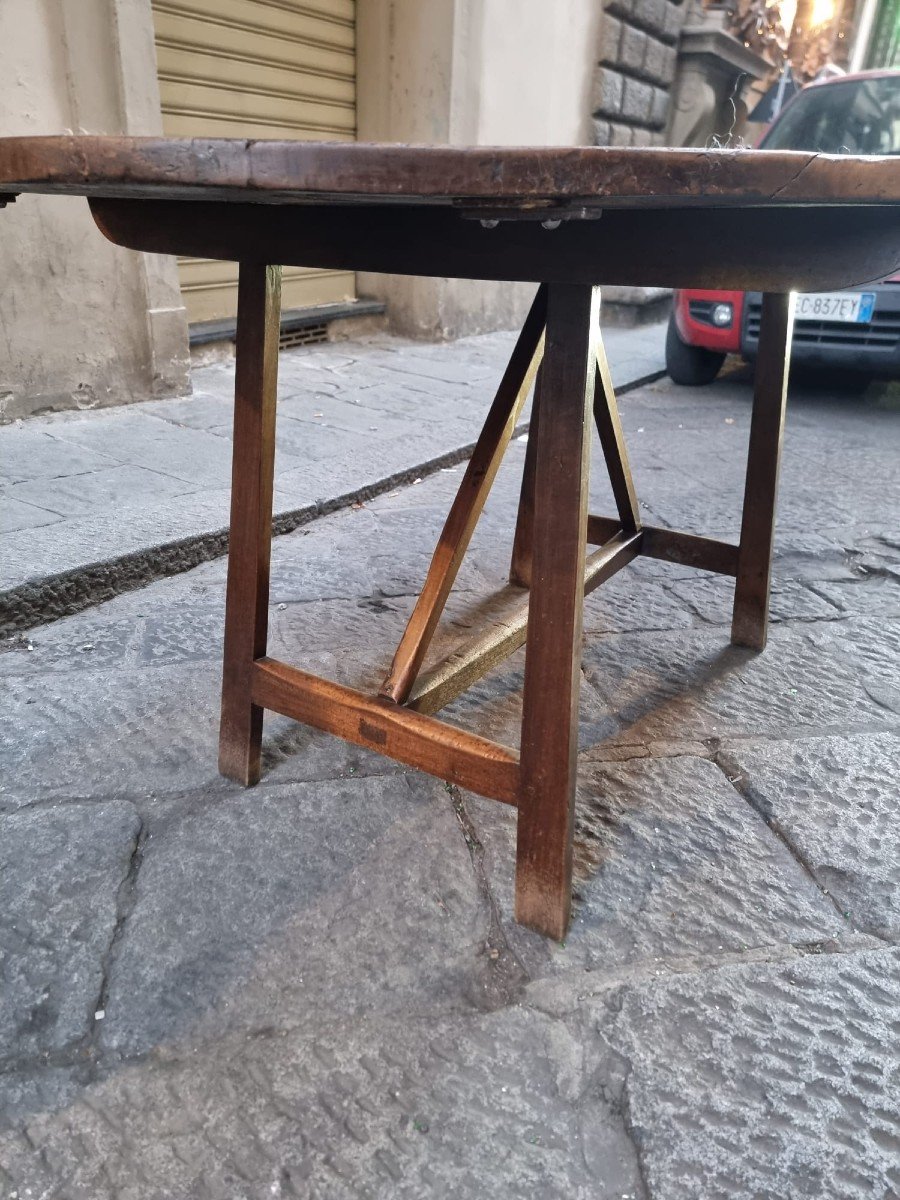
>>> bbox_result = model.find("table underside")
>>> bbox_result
[89,197,900,293]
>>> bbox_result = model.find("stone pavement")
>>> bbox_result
[2,368,900,1199]
[0,320,666,634]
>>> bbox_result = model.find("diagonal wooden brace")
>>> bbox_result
[593,330,641,532]
[380,285,547,704]
[511,295,640,586]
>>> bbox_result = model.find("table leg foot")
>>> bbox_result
[218,262,282,786]
[515,283,598,939]
[219,706,264,786]
[732,291,795,651]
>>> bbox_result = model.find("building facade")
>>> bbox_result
[1,0,654,418]
[0,0,881,419]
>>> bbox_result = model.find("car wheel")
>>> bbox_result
[665,315,726,386]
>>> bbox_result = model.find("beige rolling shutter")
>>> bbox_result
[151,0,356,324]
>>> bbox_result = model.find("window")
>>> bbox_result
[762,75,900,155]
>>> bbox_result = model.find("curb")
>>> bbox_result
[0,369,665,636]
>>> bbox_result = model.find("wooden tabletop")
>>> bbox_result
[1,136,899,210]
[3,137,899,292]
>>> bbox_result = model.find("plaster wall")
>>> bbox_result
[0,0,189,422]
[357,0,602,338]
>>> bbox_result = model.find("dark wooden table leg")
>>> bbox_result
[732,291,795,650]
[219,262,282,785]
[516,283,598,939]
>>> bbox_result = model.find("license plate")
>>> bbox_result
[795,291,876,323]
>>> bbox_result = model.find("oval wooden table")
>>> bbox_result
[3,138,899,939]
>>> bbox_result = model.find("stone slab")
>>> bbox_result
[582,560,699,633]
[723,733,900,940]
[813,575,900,618]
[42,409,248,488]
[100,773,490,1057]
[581,619,897,746]
[4,937,897,1199]
[595,945,900,1200]
[0,661,226,808]
[8,462,194,517]
[0,801,141,1061]
[0,1005,642,1200]
[0,495,61,534]
[0,640,412,810]
[463,755,845,979]
[669,573,842,626]
[805,615,900,716]
[0,426,119,485]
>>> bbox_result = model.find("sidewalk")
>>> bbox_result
[0,322,666,633]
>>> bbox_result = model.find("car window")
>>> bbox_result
[762,76,900,154]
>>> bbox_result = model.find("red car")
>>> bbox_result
[667,70,900,385]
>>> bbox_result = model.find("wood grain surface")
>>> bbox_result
[252,657,520,805]
[515,283,598,940]
[380,287,546,705]
[732,292,796,650]
[1,137,899,207]
[218,263,282,786]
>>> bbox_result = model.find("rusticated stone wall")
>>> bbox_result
[592,0,688,147]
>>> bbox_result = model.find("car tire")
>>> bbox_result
[665,315,726,386]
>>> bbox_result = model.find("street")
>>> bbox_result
[1,356,899,1199]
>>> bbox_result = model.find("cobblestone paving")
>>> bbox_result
[1,369,899,1198]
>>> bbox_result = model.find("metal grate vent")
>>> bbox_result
[279,323,329,350]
